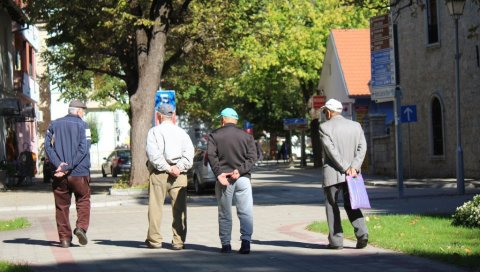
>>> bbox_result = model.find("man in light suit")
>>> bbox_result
[319,98,368,250]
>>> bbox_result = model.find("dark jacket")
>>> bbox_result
[45,114,91,176]
[207,123,257,179]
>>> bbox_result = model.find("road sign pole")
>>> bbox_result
[393,23,404,198]
[408,123,412,178]
[394,87,404,198]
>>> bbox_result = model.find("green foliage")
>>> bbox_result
[0,261,31,272]
[452,195,480,228]
[307,214,480,270]
[85,116,99,145]
[0,218,31,231]
[166,0,388,135]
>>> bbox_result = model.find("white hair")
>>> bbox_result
[68,107,81,115]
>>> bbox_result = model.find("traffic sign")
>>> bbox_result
[312,95,326,109]
[371,87,395,102]
[401,105,417,123]
[370,13,396,102]
[283,118,307,130]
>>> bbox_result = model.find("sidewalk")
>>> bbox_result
[0,165,478,271]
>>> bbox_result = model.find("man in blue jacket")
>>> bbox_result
[45,99,91,248]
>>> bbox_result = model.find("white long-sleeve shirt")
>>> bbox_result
[146,120,194,173]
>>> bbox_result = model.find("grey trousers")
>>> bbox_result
[215,176,253,245]
[324,182,368,246]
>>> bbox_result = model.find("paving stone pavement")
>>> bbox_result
[1,164,479,272]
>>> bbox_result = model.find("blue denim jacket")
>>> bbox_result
[45,114,91,176]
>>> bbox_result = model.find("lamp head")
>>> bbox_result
[446,0,466,18]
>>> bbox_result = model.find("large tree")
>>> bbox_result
[28,0,194,185]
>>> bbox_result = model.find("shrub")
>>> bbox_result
[452,194,480,228]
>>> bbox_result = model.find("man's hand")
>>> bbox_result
[346,167,358,177]
[54,162,69,178]
[55,162,68,173]
[230,169,240,180]
[217,172,232,186]
[169,165,181,177]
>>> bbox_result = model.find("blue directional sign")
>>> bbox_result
[283,118,307,130]
[401,105,417,123]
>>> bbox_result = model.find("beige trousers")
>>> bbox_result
[146,172,187,247]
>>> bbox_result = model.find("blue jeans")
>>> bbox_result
[215,176,253,245]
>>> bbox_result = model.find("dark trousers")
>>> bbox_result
[324,182,368,246]
[52,175,91,241]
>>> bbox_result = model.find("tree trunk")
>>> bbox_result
[129,7,169,186]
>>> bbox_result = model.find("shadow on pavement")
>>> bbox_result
[27,250,466,272]
[3,237,60,247]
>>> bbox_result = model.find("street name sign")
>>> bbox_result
[370,14,396,102]
[283,118,307,130]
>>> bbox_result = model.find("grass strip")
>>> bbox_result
[0,218,30,231]
[307,214,480,270]
[0,218,32,271]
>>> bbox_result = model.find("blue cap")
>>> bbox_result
[219,108,239,119]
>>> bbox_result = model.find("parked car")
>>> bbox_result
[101,149,131,177]
[188,146,216,194]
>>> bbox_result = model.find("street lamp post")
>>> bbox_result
[446,0,466,195]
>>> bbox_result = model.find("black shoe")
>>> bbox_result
[238,240,250,254]
[145,239,162,249]
[326,244,343,250]
[60,240,71,248]
[74,228,88,246]
[220,244,232,253]
[356,235,368,249]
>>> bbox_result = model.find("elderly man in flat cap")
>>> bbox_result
[319,98,368,250]
[145,103,194,250]
[45,99,91,248]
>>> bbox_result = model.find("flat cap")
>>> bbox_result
[157,103,174,116]
[69,99,87,109]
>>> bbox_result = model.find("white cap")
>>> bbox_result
[320,99,343,113]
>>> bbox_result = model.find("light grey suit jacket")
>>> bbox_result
[319,115,367,187]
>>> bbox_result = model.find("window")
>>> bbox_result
[426,0,439,44]
[431,96,444,156]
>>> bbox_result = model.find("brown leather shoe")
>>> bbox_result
[74,228,88,245]
[172,244,185,250]
[145,239,162,249]
[60,240,71,248]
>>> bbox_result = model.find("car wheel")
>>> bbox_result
[102,168,107,177]
[194,175,202,194]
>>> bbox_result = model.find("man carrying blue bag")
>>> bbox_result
[319,98,369,250]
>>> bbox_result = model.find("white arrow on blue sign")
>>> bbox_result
[401,105,417,123]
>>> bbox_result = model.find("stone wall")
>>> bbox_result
[393,1,480,178]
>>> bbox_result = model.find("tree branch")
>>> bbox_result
[163,38,197,74]
[171,0,192,25]
[75,62,126,80]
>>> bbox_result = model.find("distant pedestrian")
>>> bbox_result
[319,98,369,250]
[45,99,91,248]
[207,107,257,254]
[255,139,263,166]
[145,103,194,250]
